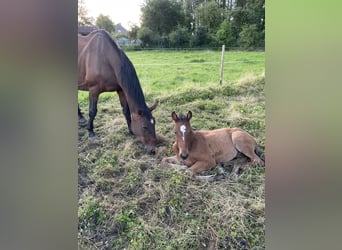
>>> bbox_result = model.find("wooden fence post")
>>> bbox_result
[219,45,225,85]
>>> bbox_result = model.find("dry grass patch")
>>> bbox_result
[78,73,265,249]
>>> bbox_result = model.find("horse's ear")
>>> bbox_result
[149,102,158,112]
[171,111,178,121]
[187,111,192,120]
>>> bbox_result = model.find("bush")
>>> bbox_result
[137,27,154,47]
[191,26,210,47]
[238,24,261,50]
[215,20,233,47]
[169,26,190,48]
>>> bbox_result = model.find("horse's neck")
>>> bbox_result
[126,95,148,113]
[118,61,149,111]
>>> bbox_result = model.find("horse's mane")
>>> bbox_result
[93,30,151,116]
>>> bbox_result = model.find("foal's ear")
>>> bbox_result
[149,102,158,112]
[171,111,178,121]
[187,111,192,120]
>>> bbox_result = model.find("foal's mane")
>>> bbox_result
[177,114,188,121]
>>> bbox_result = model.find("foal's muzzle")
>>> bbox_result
[180,153,188,160]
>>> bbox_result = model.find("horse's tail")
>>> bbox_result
[255,145,265,163]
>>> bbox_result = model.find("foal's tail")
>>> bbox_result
[255,145,265,164]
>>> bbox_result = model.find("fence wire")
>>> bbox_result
[134,60,263,67]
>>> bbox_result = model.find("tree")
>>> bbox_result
[229,0,264,47]
[128,25,140,40]
[191,26,210,47]
[137,0,264,49]
[215,20,233,46]
[78,0,94,26]
[238,24,260,49]
[95,14,116,34]
[137,27,154,47]
[194,1,225,33]
[141,0,185,36]
[245,0,265,45]
[169,26,190,48]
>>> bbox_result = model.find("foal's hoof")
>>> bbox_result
[78,118,88,127]
[230,173,239,181]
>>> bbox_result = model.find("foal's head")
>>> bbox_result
[172,111,192,160]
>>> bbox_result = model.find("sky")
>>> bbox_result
[84,0,145,29]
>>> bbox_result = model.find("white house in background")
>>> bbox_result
[115,23,128,36]
[115,23,131,45]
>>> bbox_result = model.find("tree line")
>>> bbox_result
[78,0,264,50]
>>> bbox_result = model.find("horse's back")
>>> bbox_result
[78,30,122,92]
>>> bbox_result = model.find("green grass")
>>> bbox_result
[127,50,264,95]
[78,50,264,102]
[78,50,265,249]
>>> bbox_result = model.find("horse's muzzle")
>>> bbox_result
[146,145,156,155]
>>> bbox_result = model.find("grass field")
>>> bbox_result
[78,50,265,249]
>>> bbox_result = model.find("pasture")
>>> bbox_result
[78,50,265,249]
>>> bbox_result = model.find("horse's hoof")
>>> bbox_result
[88,135,101,143]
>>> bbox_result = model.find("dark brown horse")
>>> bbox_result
[78,29,157,154]
[162,111,264,179]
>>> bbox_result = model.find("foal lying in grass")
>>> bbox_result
[162,111,264,180]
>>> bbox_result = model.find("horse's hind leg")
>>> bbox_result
[78,104,87,127]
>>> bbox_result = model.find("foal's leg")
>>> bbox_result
[188,160,215,179]
[230,156,251,179]
[78,104,87,127]
[118,90,133,134]
[233,132,264,166]
[161,156,188,170]
[237,145,264,166]
[87,92,99,139]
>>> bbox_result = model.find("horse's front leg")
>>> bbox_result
[118,90,133,134]
[78,104,87,127]
[87,93,99,139]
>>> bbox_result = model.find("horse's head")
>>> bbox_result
[131,103,158,154]
[172,111,192,160]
